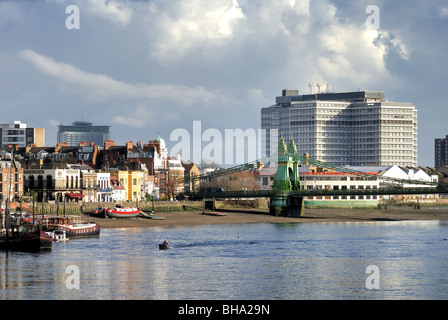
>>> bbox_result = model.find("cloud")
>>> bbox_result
[81,0,132,26]
[47,0,133,26]
[111,103,155,128]
[0,2,23,30]
[205,0,245,39]
[377,31,411,61]
[146,0,246,62]
[441,7,448,17]
[5,0,445,165]
[47,119,60,127]
[19,49,236,107]
[144,0,404,91]
[112,115,146,128]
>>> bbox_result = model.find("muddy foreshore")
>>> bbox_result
[79,206,448,229]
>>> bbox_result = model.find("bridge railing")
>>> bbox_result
[188,154,444,190]
[185,148,448,196]
[184,184,448,200]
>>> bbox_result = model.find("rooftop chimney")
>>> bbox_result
[104,140,116,151]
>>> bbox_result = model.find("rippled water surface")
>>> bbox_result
[1,220,448,299]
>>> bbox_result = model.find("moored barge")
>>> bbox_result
[1,217,52,252]
[44,215,100,239]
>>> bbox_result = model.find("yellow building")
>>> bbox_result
[110,170,141,201]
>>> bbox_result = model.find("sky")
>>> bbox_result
[1,0,447,167]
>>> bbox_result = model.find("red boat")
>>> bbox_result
[91,207,106,218]
[105,206,140,218]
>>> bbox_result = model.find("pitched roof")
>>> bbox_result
[28,146,56,153]
[182,162,198,172]
[106,146,128,152]
[58,146,79,153]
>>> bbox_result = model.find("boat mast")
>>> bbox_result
[5,148,14,243]
[1,199,5,235]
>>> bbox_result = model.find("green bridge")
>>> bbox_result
[185,136,448,217]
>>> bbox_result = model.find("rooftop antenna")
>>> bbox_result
[325,83,330,93]
[308,82,314,94]
[316,83,321,94]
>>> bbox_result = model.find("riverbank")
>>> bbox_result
[80,206,448,229]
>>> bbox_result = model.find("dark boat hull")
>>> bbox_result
[0,230,52,252]
[90,208,106,218]
[65,227,100,239]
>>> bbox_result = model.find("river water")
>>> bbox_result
[1,220,448,300]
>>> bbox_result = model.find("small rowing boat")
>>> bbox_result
[45,229,69,242]
[91,207,106,218]
[159,240,169,250]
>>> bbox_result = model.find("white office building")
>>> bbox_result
[0,121,45,148]
[261,90,418,167]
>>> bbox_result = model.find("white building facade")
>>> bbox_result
[0,120,45,148]
[261,90,418,167]
[96,172,113,202]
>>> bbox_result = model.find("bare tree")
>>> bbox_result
[167,171,184,198]
[200,158,220,170]
[207,171,258,192]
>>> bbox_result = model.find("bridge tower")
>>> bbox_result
[269,136,305,217]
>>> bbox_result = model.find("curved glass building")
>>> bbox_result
[57,121,111,146]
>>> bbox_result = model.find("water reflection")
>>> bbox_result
[1,221,448,299]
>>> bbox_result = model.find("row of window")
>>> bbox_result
[2,184,22,192]
[306,195,378,200]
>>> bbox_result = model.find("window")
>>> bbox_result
[262,177,268,186]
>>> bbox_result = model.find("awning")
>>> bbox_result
[66,193,85,198]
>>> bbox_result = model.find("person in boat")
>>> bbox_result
[159,240,169,250]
